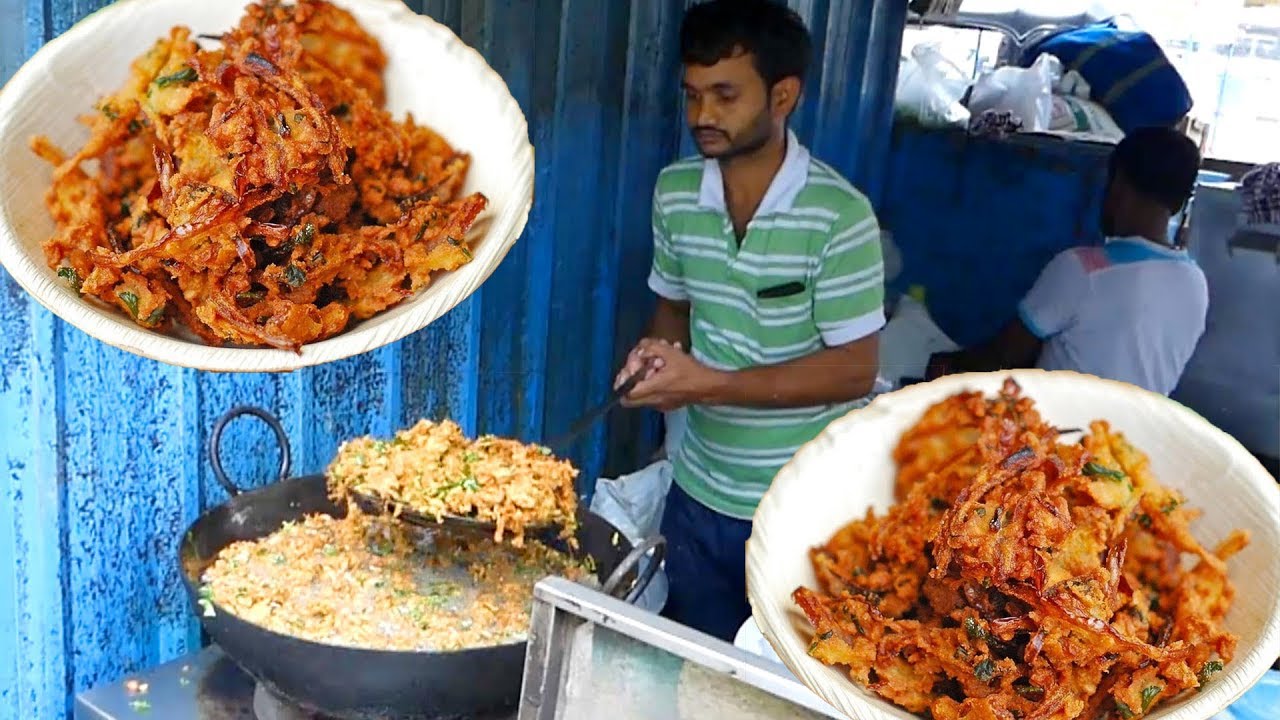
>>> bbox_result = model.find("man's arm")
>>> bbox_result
[644,182,689,346]
[616,186,692,389]
[700,334,879,408]
[647,296,691,349]
[929,249,1088,378]
[930,319,1041,376]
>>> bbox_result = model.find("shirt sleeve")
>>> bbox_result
[1017,249,1088,339]
[813,199,886,346]
[646,189,687,301]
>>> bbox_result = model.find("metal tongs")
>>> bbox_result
[350,359,657,534]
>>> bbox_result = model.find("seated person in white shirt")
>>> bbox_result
[926,127,1207,396]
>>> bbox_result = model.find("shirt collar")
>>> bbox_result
[1105,235,1187,258]
[697,128,810,216]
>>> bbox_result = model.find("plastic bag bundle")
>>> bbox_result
[895,43,971,128]
[967,52,1063,133]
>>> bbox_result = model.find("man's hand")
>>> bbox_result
[620,339,723,412]
[925,319,1044,380]
[613,338,675,391]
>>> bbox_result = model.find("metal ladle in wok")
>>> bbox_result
[341,359,658,535]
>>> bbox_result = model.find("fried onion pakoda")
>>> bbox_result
[795,379,1248,720]
[326,419,580,548]
[31,0,486,351]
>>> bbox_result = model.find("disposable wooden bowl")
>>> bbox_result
[747,370,1280,720]
[0,0,532,372]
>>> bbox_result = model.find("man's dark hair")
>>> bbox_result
[680,0,812,88]
[1108,127,1202,214]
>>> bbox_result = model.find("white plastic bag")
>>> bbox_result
[663,408,688,460]
[588,459,674,613]
[1056,68,1093,99]
[878,295,961,388]
[881,230,903,286]
[967,53,1063,133]
[895,43,972,128]
[1048,94,1124,142]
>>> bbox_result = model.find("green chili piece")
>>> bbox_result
[1083,462,1125,481]
[154,66,198,88]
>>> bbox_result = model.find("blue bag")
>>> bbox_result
[1211,669,1280,720]
[1020,18,1193,134]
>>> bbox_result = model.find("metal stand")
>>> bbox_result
[518,576,843,720]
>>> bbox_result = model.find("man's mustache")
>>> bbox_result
[692,126,727,139]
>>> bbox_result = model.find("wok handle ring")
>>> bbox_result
[602,535,666,604]
[209,405,292,497]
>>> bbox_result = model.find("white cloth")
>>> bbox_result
[589,460,673,613]
[1018,237,1209,396]
[878,295,960,387]
[732,618,846,720]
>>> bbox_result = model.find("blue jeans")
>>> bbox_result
[658,482,754,642]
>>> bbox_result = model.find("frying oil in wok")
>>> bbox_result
[200,510,597,652]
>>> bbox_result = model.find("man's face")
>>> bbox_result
[683,52,776,160]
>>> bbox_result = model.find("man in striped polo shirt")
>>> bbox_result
[614,0,884,640]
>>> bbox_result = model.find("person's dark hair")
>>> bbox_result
[680,0,812,88]
[1108,127,1202,214]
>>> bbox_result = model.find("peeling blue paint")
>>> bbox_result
[0,0,906,717]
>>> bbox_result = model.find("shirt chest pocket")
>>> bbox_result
[730,263,815,328]
[754,279,807,300]
[731,232,818,316]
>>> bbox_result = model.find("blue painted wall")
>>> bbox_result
[881,125,1112,348]
[0,0,908,716]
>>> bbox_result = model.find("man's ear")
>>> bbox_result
[771,76,802,118]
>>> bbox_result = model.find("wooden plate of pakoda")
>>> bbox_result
[747,370,1280,720]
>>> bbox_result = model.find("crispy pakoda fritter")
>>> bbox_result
[31,0,486,350]
[795,379,1247,720]
[326,419,580,548]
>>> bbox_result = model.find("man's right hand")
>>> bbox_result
[614,338,680,391]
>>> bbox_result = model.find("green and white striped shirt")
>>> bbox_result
[648,131,885,519]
